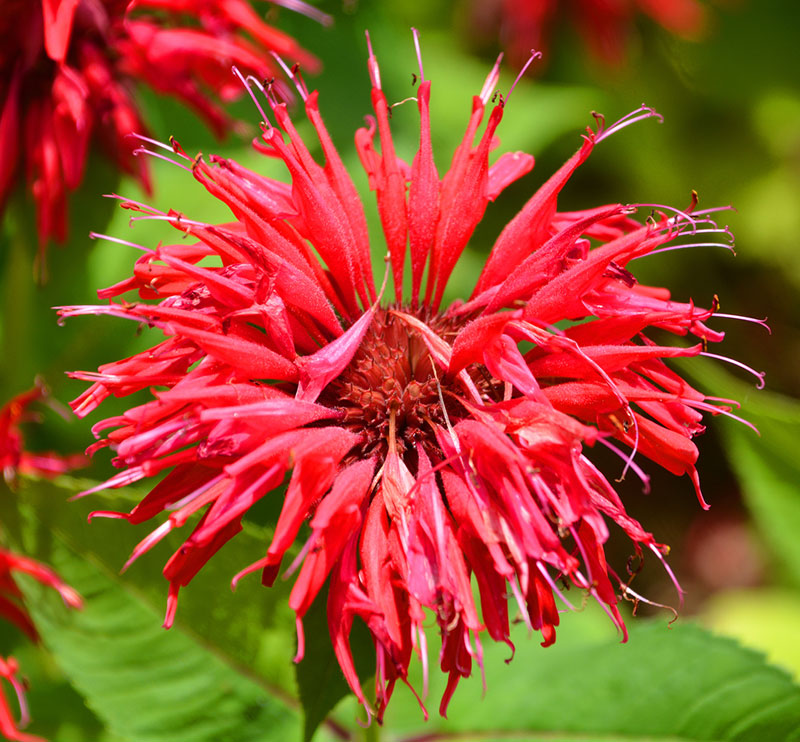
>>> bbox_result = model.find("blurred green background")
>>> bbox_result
[2,0,800,739]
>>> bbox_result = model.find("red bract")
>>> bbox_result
[64,35,760,721]
[1,382,87,485]
[480,0,707,68]
[0,549,82,742]
[0,0,328,255]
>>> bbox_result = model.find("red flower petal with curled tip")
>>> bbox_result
[65,31,758,721]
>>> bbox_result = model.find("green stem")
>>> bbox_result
[362,718,380,742]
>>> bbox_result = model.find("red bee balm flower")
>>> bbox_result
[64,35,762,720]
[0,0,329,252]
[1,382,87,485]
[485,0,707,68]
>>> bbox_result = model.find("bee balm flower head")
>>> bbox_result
[63,33,761,721]
[0,0,329,256]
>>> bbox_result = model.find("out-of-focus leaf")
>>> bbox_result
[381,616,800,741]
[680,358,800,587]
[1,485,301,742]
[737,166,800,288]
[703,588,800,682]
[0,153,120,398]
[1,476,301,695]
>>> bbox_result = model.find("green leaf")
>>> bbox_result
[381,615,800,741]
[2,497,301,741]
[2,475,301,694]
[679,358,800,587]
[703,588,800,682]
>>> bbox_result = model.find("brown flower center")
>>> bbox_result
[322,306,478,464]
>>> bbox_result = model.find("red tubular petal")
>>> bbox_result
[475,137,595,296]
[175,325,298,382]
[52,65,90,189]
[408,81,440,306]
[486,150,535,201]
[305,91,376,306]
[449,311,517,376]
[289,457,375,617]
[432,106,504,309]
[42,0,80,62]
[263,430,361,565]
[296,306,376,403]
[0,67,22,212]
[482,204,627,314]
[262,126,362,318]
[369,88,409,302]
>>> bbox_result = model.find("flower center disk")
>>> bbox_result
[324,306,467,462]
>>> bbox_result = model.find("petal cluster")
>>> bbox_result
[0,0,327,251]
[66,39,747,719]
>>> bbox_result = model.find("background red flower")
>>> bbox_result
[0,0,329,255]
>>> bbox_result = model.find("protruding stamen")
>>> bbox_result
[122,520,173,572]
[89,232,153,253]
[504,49,542,106]
[615,572,680,620]
[632,201,699,233]
[713,313,771,333]
[411,27,425,82]
[283,533,316,579]
[645,240,737,257]
[365,30,381,89]
[126,133,192,160]
[103,193,166,216]
[231,65,270,126]
[598,438,651,493]
[479,53,503,105]
[694,205,737,218]
[272,0,333,27]
[685,399,758,434]
[537,562,576,610]
[700,351,766,389]
[246,75,280,114]
[133,147,192,172]
[648,544,685,607]
[127,214,208,230]
[270,53,308,101]
[593,104,663,144]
